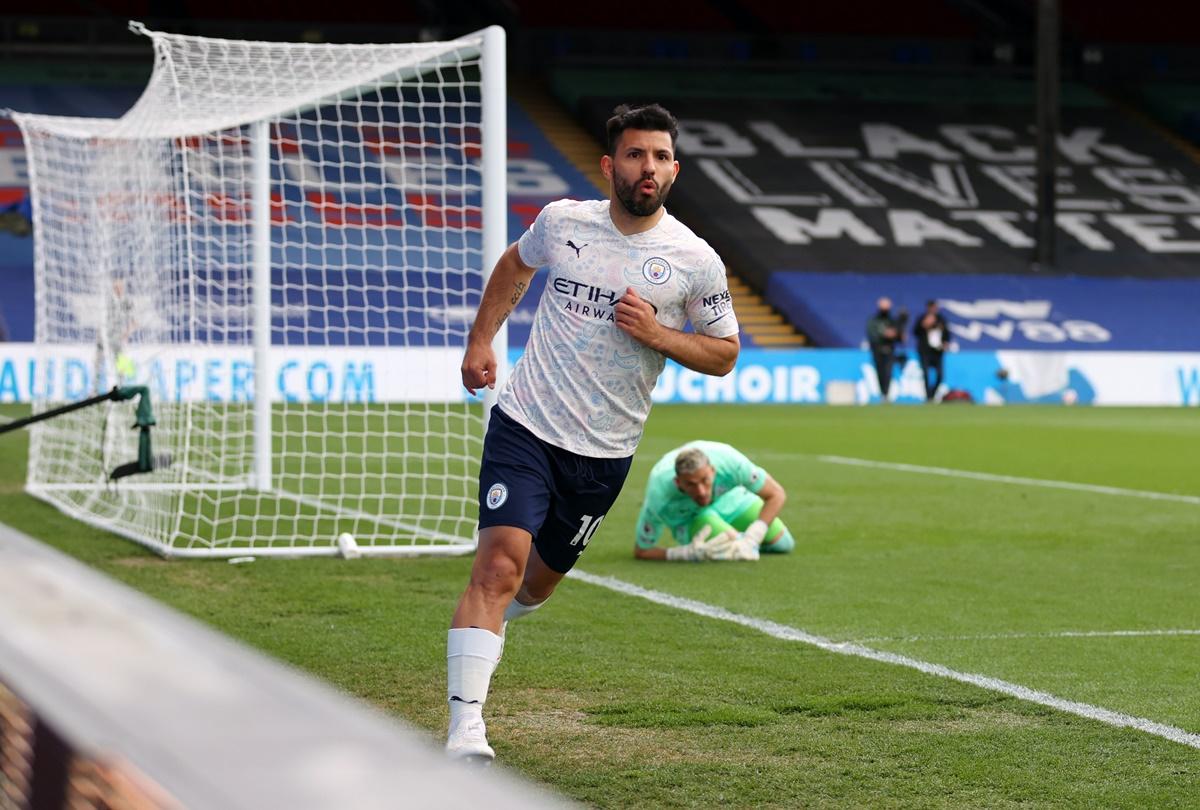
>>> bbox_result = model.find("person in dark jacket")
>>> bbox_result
[913,299,951,401]
[865,297,904,401]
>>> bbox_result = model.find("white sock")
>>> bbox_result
[503,596,545,624]
[447,627,504,727]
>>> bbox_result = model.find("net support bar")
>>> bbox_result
[480,25,507,428]
[252,118,273,492]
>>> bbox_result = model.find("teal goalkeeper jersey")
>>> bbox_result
[635,441,768,549]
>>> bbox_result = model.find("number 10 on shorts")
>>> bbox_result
[570,514,605,547]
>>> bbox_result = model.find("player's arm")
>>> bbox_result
[729,449,784,553]
[461,243,537,394]
[633,500,669,560]
[755,474,787,526]
[633,503,737,562]
[634,546,669,560]
[728,475,784,556]
[636,531,734,562]
[614,287,739,376]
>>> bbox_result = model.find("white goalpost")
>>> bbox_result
[10,24,508,558]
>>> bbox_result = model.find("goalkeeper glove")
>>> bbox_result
[710,522,764,562]
[729,520,769,561]
[741,520,768,547]
[728,534,761,561]
[666,524,736,561]
[666,542,704,561]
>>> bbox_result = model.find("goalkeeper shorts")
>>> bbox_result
[691,486,793,553]
[477,406,633,574]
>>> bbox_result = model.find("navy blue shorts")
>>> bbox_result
[477,406,633,574]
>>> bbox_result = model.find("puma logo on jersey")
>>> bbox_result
[566,240,588,257]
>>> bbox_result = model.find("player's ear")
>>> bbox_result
[600,154,613,181]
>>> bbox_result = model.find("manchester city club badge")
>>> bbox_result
[641,257,672,285]
[486,482,508,509]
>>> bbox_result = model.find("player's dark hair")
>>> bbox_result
[606,103,678,154]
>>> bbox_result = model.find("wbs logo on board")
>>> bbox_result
[940,299,1111,347]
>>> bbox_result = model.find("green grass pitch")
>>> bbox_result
[2,402,1198,807]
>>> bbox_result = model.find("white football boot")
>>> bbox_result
[446,716,495,763]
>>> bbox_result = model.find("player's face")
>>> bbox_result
[609,129,679,218]
[675,465,716,506]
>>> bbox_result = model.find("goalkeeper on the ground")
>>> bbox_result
[634,441,795,561]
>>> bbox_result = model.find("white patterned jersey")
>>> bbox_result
[497,199,738,458]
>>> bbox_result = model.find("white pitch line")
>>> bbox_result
[568,569,1200,751]
[855,629,1200,643]
[817,455,1200,506]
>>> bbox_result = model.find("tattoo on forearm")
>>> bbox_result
[493,308,512,332]
[510,281,527,306]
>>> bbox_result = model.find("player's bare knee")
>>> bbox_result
[469,556,523,603]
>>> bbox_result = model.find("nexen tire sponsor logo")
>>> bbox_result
[703,289,732,308]
[703,288,734,326]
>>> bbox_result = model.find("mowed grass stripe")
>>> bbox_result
[856,628,1200,643]
[569,570,1200,752]
[813,455,1200,505]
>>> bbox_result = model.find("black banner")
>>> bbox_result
[582,97,1200,286]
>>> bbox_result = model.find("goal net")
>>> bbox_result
[10,24,508,557]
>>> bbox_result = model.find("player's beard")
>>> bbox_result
[614,172,672,218]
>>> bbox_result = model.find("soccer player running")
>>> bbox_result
[448,103,740,762]
[633,442,795,562]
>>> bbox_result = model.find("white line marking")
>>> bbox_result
[568,570,1200,751]
[817,455,1200,505]
[855,629,1200,643]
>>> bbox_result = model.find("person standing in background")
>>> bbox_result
[913,299,951,402]
[866,297,904,402]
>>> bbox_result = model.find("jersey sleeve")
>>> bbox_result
[635,499,668,549]
[725,446,768,494]
[686,252,739,338]
[516,201,555,269]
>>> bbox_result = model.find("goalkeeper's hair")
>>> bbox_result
[674,447,710,477]
[605,103,678,154]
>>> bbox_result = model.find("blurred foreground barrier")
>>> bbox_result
[0,522,568,810]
